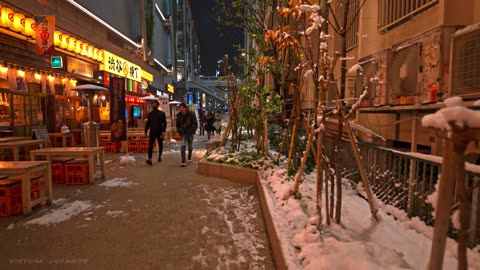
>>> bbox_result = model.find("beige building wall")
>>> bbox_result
[328,0,480,155]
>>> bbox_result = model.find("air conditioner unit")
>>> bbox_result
[357,49,390,107]
[388,44,419,105]
[449,23,480,100]
[389,27,456,105]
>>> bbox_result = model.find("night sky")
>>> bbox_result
[189,0,244,76]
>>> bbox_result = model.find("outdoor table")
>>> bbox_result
[29,147,106,184]
[49,133,75,147]
[0,161,52,215]
[0,140,47,161]
[0,137,30,143]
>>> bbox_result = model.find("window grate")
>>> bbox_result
[334,0,360,52]
[378,0,438,32]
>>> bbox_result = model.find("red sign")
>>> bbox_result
[125,95,146,104]
[35,15,55,56]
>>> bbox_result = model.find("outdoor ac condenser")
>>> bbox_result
[357,49,391,107]
[449,23,480,100]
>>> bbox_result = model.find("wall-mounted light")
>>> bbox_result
[34,73,42,81]
[48,75,54,81]
[17,70,25,77]
[0,66,7,74]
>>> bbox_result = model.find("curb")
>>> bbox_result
[198,160,288,270]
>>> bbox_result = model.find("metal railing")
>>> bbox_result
[378,0,438,32]
[325,136,480,245]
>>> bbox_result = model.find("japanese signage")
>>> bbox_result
[141,70,153,82]
[103,51,141,82]
[110,77,127,142]
[67,56,93,78]
[125,95,146,104]
[166,83,174,93]
[35,15,55,56]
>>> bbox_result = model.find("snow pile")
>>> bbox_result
[25,201,92,226]
[421,96,480,130]
[119,155,136,165]
[99,177,137,188]
[106,210,128,218]
[258,164,480,269]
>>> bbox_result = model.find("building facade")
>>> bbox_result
[0,0,175,136]
[327,0,480,158]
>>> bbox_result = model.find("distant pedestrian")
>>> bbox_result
[204,111,215,140]
[176,103,198,167]
[144,100,167,165]
[214,111,222,134]
[198,107,206,136]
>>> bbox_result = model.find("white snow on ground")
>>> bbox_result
[99,177,137,188]
[119,155,136,165]
[106,210,128,218]
[192,184,268,269]
[25,201,93,226]
[259,165,480,270]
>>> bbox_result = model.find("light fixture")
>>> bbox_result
[34,73,42,80]
[13,13,25,33]
[24,17,36,38]
[48,75,54,81]
[154,58,171,73]
[64,0,141,48]
[17,70,25,77]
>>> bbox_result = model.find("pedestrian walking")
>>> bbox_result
[214,111,222,134]
[204,111,215,140]
[144,100,167,165]
[198,107,206,136]
[176,103,198,167]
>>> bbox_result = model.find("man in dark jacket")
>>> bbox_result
[176,103,198,167]
[144,100,167,165]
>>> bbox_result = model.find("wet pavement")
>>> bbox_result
[0,136,275,270]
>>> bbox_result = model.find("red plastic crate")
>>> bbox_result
[0,180,22,216]
[104,142,117,154]
[139,140,149,152]
[64,161,89,185]
[51,157,74,184]
[128,141,140,153]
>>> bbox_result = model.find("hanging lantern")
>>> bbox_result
[24,17,36,38]
[92,48,99,60]
[75,40,82,54]
[98,50,104,62]
[13,13,25,33]
[60,34,69,49]
[54,31,62,47]
[67,36,76,52]
[87,45,93,58]
[81,42,89,56]
[0,7,14,29]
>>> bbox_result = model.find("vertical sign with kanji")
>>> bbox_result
[34,15,55,56]
[110,77,127,142]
